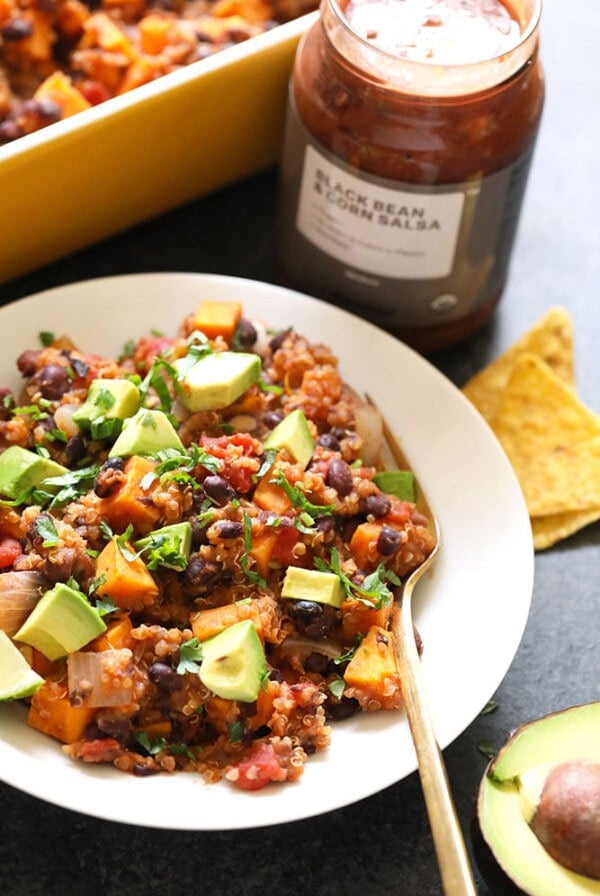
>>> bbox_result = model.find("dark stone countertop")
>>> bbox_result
[0,1,599,893]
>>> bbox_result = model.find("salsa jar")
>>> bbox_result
[276,0,544,353]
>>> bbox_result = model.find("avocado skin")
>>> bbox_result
[476,701,600,896]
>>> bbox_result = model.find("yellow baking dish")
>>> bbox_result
[0,12,316,286]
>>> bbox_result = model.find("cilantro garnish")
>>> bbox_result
[12,404,49,421]
[333,634,364,666]
[176,638,204,674]
[135,731,167,755]
[39,331,56,347]
[270,468,335,518]
[115,524,137,561]
[155,445,222,481]
[90,417,123,441]
[34,514,59,548]
[171,331,213,378]
[94,595,117,617]
[44,428,68,444]
[314,548,399,610]
[242,510,253,552]
[239,554,267,589]
[229,720,244,743]
[100,519,114,541]
[140,533,187,571]
[258,378,283,395]
[328,678,346,700]
[255,449,277,482]
[34,464,100,509]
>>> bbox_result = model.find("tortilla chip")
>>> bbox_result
[490,353,600,516]
[462,307,574,423]
[532,508,600,551]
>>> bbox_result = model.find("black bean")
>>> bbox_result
[65,432,87,465]
[315,515,335,535]
[189,517,210,549]
[96,712,131,741]
[94,457,126,497]
[317,432,341,452]
[269,668,285,683]
[263,410,284,429]
[336,515,361,544]
[269,328,292,352]
[1,18,33,40]
[148,662,184,692]
[377,525,401,556]
[68,357,89,379]
[32,364,71,400]
[182,556,222,594]
[133,762,161,776]
[203,474,236,507]
[236,318,257,348]
[326,696,360,721]
[326,457,353,497]
[304,652,330,675]
[213,520,243,539]
[287,600,336,639]
[364,493,391,518]
[103,457,125,472]
[16,350,41,377]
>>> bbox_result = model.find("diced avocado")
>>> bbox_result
[0,446,69,501]
[13,582,107,661]
[108,409,184,458]
[373,469,416,503]
[0,630,44,701]
[281,566,345,608]
[134,521,192,570]
[175,351,261,412]
[73,378,140,431]
[263,409,315,469]
[199,619,267,703]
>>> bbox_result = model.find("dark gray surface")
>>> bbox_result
[0,1,598,893]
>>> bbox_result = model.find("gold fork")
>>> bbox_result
[368,397,478,896]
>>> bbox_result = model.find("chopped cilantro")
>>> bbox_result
[333,635,363,666]
[39,331,55,347]
[141,533,187,571]
[94,596,117,618]
[240,554,267,589]
[44,428,68,444]
[229,720,244,743]
[120,339,136,360]
[315,548,398,610]
[100,519,114,540]
[176,638,204,674]
[255,448,277,481]
[242,510,253,552]
[135,731,167,755]
[271,468,335,518]
[34,514,59,548]
[477,740,496,760]
[328,678,346,700]
[90,417,122,441]
[37,464,100,509]
[480,700,499,716]
[258,379,283,395]
[12,404,49,421]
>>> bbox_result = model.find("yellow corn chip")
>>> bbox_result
[532,508,600,551]
[490,353,600,517]
[462,307,574,424]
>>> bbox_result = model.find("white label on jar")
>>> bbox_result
[295,145,465,280]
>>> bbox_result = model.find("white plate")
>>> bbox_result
[0,273,534,830]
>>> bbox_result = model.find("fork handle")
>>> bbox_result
[392,604,479,896]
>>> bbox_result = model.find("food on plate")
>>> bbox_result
[0,0,317,146]
[475,701,600,895]
[0,298,435,788]
[462,308,600,550]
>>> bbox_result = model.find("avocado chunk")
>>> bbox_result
[373,469,416,503]
[0,630,44,701]
[13,582,107,661]
[134,521,192,570]
[73,378,140,434]
[476,701,600,896]
[108,408,184,458]
[175,351,261,412]
[199,619,266,702]
[281,566,345,608]
[263,409,315,469]
[0,446,69,501]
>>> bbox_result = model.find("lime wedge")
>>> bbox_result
[0,629,44,701]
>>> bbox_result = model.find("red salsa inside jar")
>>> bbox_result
[276,0,544,353]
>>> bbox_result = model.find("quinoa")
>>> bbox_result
[0,303,435,791]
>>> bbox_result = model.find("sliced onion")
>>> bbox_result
[0,570,46,637]
[67,648,135,708]
[54,403,83,439]
[277,636,342,662]
[351,398,383,466]
[250,319,272,358]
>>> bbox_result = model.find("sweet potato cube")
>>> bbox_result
[343,625,402,710]
[95,455,161,534]
[28,679,95,744]
[95,538,159,612]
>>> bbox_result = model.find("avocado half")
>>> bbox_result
[476,702,600,896]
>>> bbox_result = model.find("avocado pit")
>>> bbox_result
[519,760,600,880]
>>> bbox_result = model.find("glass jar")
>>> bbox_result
[276,0,544,353]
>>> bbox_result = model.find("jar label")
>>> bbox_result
[296,144,466,280]
[277,97,536,329]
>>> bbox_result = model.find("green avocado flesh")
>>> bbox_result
[199,619,266,703]
[13,582,107,661]
[73,378,140,430]
[109,409,184,458]
[281,566,345,608]
[0,630,43,701]
[0,446,68,501]
[263,409,315,468]
[477,702,600,896]
[373,469,416,502]
[176,351,261,412]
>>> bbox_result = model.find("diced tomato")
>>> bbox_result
[200,433,260,494]
[228,742,286,791]
[78,80,111,106]
[133,335,177,372]
[0,537,23,568]
[201,433,259,458]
